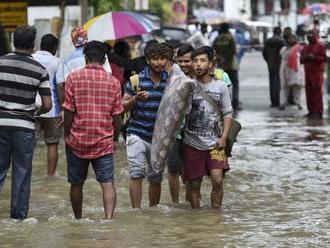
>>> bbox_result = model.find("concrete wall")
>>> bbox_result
[254,0,309,29]
[28,6,87,59]
[224,0,252,20]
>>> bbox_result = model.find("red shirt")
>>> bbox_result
[63,64,123,159]
[301,41,326,73]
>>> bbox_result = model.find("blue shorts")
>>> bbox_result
[66,146,115,184]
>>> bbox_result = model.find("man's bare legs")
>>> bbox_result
[210,169,224,209]
[70,183,83,219]
[187,178,202,209]
[168,171,180,203]
[47,143,58,176]
[149,182,161,207]
[129,178,143,208]
[100,182,116,219]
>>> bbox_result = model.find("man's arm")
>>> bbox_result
[64,110,74,138]
[122,91,148,112]
[112,114,122,142]
[62,75,75,137]
[57,83,65,107]
[230,36,237,56]
[262,45,267,61]
[314,44,327,63]
[36,95,52,115]
[36,70,52,115]
[122,93,136,112]
[216,83,233,149]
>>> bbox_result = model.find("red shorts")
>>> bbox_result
[182,144,230,181]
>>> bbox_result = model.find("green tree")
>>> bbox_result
[297,0,329,9]
[89,0,123,15]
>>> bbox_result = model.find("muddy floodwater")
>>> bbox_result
[1,52,330,247]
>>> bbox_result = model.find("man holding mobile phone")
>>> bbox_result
[122,43,168,208]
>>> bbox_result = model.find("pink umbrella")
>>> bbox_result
[301,3,330,15]
[84,11,159,41]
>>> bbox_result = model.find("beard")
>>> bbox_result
[151,65,165,72]
[181,66,189,74]
[194,67,208,77]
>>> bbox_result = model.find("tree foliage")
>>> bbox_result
[297,0,329,9]
[89,0,123,15]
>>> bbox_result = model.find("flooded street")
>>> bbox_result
[1,52,330,247]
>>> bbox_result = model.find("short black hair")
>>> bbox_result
[146,39,158,47]
[191,46,214,62]
[160,42,174,60]
[40,34,58,53]
[201,23,208,33]
[114,41,130,59]
[220,22,230,32]
[177,44,194,57]
[144,43,167,59]
[84,40,106,63]
[14,25,36,50]
[273,26,282,35]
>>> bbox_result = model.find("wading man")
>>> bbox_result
[123,43,168,208]
[33,34,65,176]
[181,46,233,209]
[0,26,52,219]
[63,41,122,219]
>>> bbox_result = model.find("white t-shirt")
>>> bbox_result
[184,79,233,150]
[187,31,210,49]
[64,47,111,79]
[33,50,65,118]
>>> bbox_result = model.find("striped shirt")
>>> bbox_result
[0,51,51,131]
[126,66,168,143]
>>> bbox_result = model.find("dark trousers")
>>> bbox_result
[0,129,34,219]
[268,71,281,106]
[305,72,323,115]
[225,69,239,110]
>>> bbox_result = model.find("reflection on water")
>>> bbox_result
[1,109,329,247]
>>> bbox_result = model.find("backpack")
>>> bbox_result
[121,74,139,140]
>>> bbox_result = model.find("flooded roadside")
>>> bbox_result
[1,52,329,247]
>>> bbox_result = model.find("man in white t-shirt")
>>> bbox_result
[33,34,64,176]
[187,23,210,49]
[182,46,233,209]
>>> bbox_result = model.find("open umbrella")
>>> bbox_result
[301,3,330,15]
[83,11,159,41]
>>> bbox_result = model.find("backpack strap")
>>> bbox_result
[129,74,140,93]
[214,68,225,81]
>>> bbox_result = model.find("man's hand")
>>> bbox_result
[305,54,315,61]
[34,105,42,117]
[216,137,227,149]
[57,111,64,126]
[135,91,148,101]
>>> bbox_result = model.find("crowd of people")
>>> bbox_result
[0,22,327,220]
[263,26,327,119]
[0,24,236,220]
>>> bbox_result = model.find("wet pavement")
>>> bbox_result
[0,51,330,247]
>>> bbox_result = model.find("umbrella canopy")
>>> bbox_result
[301,3,330,15]
[83,11,159,41]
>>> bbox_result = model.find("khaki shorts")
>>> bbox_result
[126,134,163,184]
[35,117,62,144]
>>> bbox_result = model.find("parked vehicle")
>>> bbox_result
[153,26,190,46]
